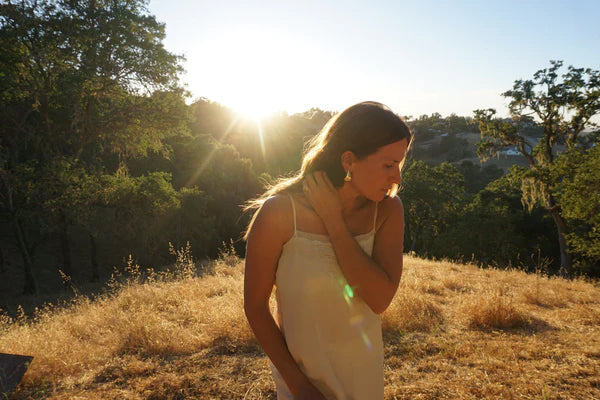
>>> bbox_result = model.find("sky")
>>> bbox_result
[147,0,600,119]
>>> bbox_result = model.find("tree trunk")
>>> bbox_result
[89,233,99,282]
[59,209,73,286]
[13,217,37,295]
[410,228,418,253]
[546,195,573,277]
[0,246,5,273]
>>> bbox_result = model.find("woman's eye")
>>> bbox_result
[384,164,393,169]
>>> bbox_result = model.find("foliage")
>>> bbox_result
[398,157,558,272]
[164,135,261,256]
[400,160,465,254]
[456,160,504,194]
[188,98,328,176]
[122,132,261,259]
[408,113,479,139]
[0,0,186,164]
[169,187,217,259]
[437,135,474,162]
[0,0,188,293]
[432,167,557,271]
[551,145,600,274]
[474,60,600,276]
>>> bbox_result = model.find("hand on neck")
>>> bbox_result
[337,183,370,214]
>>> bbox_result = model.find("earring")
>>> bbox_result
[344,170,352,182]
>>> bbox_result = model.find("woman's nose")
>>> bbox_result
[390,168,402,184]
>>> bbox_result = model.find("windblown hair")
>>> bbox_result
[243,101,412,238]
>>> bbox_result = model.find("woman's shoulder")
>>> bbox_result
[379,195,404,213]
[376,195,405,230]
[261,192,294,214]
[254,193,295,239]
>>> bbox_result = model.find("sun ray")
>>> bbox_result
[185,115,242,188]
[256,117,266,160]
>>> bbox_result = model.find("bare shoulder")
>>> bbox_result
[374,196,405,251]
[250,193,295,244]
[377,196,404,226]
[261,193,295,220]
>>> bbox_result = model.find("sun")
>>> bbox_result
[224,74,283,122]
[231,100,275,122]
[201,29,309,122]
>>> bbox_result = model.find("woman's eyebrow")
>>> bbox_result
[379,154,402,162]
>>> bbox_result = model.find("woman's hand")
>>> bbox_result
[295,381,328,400]
[302,171,343,227]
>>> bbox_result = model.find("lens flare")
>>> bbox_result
[344,284,354,299]
[350,315,364,327]
[361,331,372,349]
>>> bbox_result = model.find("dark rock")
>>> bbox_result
[0,353,33,396]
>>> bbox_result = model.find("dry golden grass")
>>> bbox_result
[1,254,599,399]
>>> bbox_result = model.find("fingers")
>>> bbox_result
[315,172,336,192]
[305,173,316,187]
[304,171,331,187]
[302,173,316,194]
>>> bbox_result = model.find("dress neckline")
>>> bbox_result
[294,227,375,242]
[286,193,378,243]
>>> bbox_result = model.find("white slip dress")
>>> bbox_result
[269,194,384,400]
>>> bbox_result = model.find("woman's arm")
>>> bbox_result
[303,172,405,314]
[244,196,326,399]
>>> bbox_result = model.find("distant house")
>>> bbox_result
[440,133,449,137]
[501,146,520,156]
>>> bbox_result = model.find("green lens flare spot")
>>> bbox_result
[344,284,354,299]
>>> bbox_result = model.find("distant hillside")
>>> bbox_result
[1,254,599,399]
[412,131,535,171]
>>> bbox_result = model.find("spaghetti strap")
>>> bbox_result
[287,193,297,234]
[372,202,379,232]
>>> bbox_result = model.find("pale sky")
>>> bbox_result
[148,0,600,118]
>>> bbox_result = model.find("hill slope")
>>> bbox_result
[1,255,599,399]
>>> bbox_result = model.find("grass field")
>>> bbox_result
[1,252,599,399]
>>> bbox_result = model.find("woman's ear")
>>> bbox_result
[340,151,356,171]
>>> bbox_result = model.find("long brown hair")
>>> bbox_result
[244,101,412,238]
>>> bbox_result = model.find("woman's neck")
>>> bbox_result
[336,184,370,215]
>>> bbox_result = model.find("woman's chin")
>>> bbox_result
[367,191,387,202]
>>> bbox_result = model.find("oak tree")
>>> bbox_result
[474,60,600,276]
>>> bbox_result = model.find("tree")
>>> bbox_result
[0,0,185,162]
[437,135,473,162]
[166,134,261,256]
[0,0,187,293]
[432,167,557,270]
[188,99,326,177]
[0,161,39,293]
[456,160,504,194]
[400,160,465,255]
[551,145,600,275]
[474,60,600,277]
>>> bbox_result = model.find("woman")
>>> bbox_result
[244,101,412,400]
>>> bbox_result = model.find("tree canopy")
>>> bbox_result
[0,0,190,293]
[475,60,600,276]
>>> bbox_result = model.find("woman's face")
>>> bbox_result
[348,139,409,201]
